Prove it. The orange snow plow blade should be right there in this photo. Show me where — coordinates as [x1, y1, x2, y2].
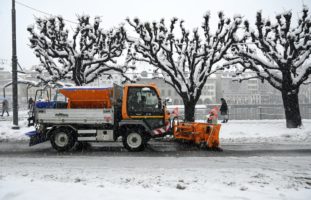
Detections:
[173, 121, 221, 149]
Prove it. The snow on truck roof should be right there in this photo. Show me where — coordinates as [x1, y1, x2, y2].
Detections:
[60, 85, 114, 91]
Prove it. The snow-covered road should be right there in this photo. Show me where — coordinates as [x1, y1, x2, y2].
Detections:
[0, 141, 311, 158]
[1, 155, 311, 200]
[1, 140, 311, 200]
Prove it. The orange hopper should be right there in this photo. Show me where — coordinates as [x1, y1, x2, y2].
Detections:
[59, 87, 113, 108]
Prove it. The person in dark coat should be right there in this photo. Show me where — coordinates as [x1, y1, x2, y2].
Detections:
[220, 98, 228, 123]
[28, 97, 34, 109]
[1, 98, 9, 117]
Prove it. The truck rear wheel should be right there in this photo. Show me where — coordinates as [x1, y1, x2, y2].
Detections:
[50, 128, 75, 152]
[123, 129, 146, 152]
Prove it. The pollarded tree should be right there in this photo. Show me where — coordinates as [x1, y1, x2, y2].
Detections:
[126, 12, 242, 121]
[28, 15, 132, 86]
[226, 6, 311, 128]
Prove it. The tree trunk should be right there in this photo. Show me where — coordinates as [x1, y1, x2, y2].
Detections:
[73, 57, 83, 86]
[183, 100, 196, 122]
[281, 90, 302, 128]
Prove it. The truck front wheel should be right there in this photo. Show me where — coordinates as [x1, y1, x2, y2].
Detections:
[123, 129, 146, 152]
[50, 128, 75, 152]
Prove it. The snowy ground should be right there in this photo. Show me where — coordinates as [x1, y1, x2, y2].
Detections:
[220, 119, 311, 144]
[1, 110, 311, 199]
[1, 156, 311, 200]
[0, 110, 33, 141]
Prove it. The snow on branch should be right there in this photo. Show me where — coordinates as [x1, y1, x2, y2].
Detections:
[3, 79, 41, 88]
[226, 6, 311, 91]
[126, 13, 242, 102]
[28, 15, 132, 86]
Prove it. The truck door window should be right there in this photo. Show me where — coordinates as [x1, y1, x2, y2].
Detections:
[144, 89, 158, 108]
[127, 87, 163, 116]
[128, 88, 140, 112]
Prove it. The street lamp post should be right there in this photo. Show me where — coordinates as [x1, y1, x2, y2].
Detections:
[11, 0, 19, 129]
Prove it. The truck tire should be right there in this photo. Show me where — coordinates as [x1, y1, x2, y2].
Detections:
[50, 128, 75, 152]
[123, 129, 146, 152]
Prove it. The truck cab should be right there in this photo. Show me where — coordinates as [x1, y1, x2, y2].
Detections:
[119, 84, 170, 151]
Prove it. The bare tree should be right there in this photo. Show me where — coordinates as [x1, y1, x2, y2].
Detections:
[28, 15, 132, 86]
[126, 12, 242, 121]
[226, 6, 311, 128]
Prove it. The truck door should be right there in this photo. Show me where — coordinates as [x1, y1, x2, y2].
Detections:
[124, 86, 164, 130]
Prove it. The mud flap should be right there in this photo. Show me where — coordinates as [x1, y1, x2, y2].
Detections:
[25, 131, 48, 146]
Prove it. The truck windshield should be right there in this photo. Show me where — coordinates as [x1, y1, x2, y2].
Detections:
[127, 87, 163, 116]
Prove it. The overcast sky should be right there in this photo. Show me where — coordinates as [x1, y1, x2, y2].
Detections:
[0, 0, 310, 70]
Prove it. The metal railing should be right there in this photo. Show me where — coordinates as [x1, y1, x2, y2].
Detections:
[168, 104, 311, 120]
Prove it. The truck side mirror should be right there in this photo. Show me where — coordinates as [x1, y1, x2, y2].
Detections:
[164, 97, 172, 104]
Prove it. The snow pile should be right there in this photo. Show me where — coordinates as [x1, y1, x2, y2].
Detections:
[220, 119, 311, 144]
[0, 110, 32, 141]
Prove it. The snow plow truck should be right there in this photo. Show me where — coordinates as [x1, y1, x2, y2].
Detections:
[27, 83, 221, 152]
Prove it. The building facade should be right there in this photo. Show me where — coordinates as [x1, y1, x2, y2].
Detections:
[136, 71, 311, 106]
[1, 66, 310, 109]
